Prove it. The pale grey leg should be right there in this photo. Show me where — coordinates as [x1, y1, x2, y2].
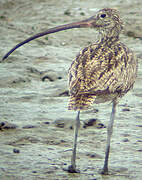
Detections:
[101, 100, 117, 175]
[68, 111, 80, 173]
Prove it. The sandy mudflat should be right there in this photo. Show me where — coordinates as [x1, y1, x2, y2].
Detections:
[0, 0, 142, 179]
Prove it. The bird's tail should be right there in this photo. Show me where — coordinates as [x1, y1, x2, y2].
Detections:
[68, 94, 95, 110]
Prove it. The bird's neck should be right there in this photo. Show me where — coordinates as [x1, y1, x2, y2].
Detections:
[98, 27, 120, 43]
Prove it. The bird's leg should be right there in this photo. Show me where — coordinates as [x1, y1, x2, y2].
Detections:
[68, 111, 80, 173]
[101, 100, 117, 175]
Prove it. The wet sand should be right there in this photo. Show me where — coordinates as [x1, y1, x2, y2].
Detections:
[0, 0, 142, 179]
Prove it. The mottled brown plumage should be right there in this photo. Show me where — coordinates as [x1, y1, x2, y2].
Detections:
[67, 8, 138, 174]
[68, 8, 137, 111]
[2, 7, 138, 175]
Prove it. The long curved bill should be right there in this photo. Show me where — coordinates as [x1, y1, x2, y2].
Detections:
[2, 16, 96, 61]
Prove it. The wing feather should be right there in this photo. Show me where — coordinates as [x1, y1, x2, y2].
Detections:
[69, 41, 137, 96]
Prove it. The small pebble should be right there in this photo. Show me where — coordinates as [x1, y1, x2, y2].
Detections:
[32, 171, 37, 173]
[0, 122, 5, 126]
[137, 140, 142, 142]
[122, 108, 130, 112]
[123, 138, 129, 142]
[126, 31, 135, 37]
[136, 125, 142, 127]
[83, 118, 97, 128]
[80, 12, 85, 16]
[69, 125, 73, 129]
[42, 75, 54, 82]
[0, 121, 18, 130]
[44, 121, 50, 125]
[13, 148, 20, 153]
[60, 139, 66, 143]
[56, 122, 65, 128]
[86, 152, 102, 159]
[58, 90, 69, 96]
[22, 125, 36, 129]
[64, 9, 71, 16]
[54, 119, 65, 128]
[97, 123, 106, 129]
[83, 118, 105, 128]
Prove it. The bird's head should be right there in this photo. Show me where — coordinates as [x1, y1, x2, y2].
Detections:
[87, 8, 123, 38]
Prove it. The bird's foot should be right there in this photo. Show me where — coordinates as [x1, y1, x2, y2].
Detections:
[99, 167, 109, 175]
[63, 165, 80, 173]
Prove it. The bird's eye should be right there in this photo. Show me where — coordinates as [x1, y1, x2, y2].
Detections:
[100, 14, 106, 18]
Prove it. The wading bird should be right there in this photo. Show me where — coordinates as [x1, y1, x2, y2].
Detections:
[2, 8, 138, 175]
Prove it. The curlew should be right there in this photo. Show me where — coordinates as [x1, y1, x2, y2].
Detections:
[2, 8, 138, 174]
